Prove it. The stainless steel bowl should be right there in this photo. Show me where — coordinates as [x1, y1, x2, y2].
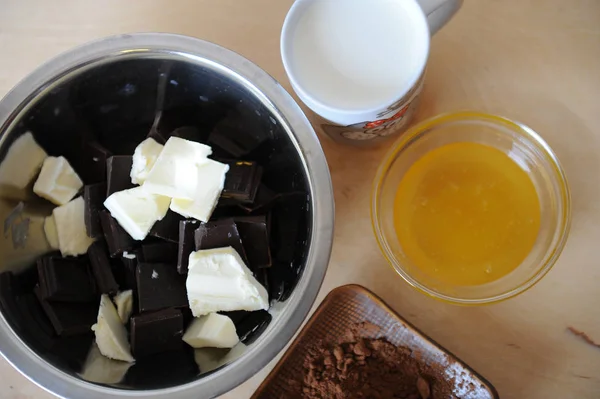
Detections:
[0, 33, 334, 398]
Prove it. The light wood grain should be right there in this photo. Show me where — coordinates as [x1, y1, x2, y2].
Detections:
[0, 1, 599, 398]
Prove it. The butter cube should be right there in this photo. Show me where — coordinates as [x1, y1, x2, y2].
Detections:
[183, 313, 239, 349]
[91, 294, 135, 362]
[0, 132, 47, 194]
[53, 197, 95, 256]
[186, 246, 269, 316]
[130, 137, 163, 185]
[33, 156, 83, 205]
[43, 215, 59, 250]
[113, 290, 133, 324]
[170, 159, 229, 222]
[143, 137, 212, 200]
[104, 186, 170, 241]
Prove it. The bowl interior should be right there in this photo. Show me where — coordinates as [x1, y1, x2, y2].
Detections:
[0, 54, 312, 389]
[373, 112, 570, 304]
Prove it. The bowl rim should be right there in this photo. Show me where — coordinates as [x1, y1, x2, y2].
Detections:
[0, 33, 335, 398]
[371, 110, 571, 305]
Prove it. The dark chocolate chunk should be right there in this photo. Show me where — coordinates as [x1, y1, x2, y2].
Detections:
[235, 215, 272, 269]
[170, 126, 202, 142]
[125, 348, 197, 388]
[14, 261, 42, 293]
[215, 197, 241, 208]
[130, 308, 183, 358]
[110, 258, 128, 291]
[221, 161, 263, 204]
[6, 269, 57, 347]
[1, 273, 57, 350]
[194, 218, 248, 263]
[81, 141, 112, 183]
[177, 219, 199, 274]
[149, 210, 185, 243]
[208, 110, 266, 157]
[19, 292, 55, 336]
[120, 256, 137, 290]
[271, 194, 308, 265]
[0, 272, 25, 333]
[136, 263, 187, 313]
[180, 307, 194, 329]
[118, 250, 142, 316]
[52, 333, 95, 371]
[15, 293, 56, 349]
[237, 183, 278, 213]
[106, 156, 135, 196]
[37, 256, 96, 302]
[141, 241, 178, 264]
[84, 183, 107, 239]
[253, 268, 270, 293]
[147, 103, 206, 145]
[246, 138, 276, 163]
[211, 202, 248, 219]
[34, 285, 98, 336]
[120, 248, 142, 291]
[98, 210, 135, 257]
[87, 241, 119, 295]
[261, 147, 309, 194]
[234, 310, 272, 345]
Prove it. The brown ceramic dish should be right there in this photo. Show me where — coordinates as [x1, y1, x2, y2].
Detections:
[252, 284, 499, 399]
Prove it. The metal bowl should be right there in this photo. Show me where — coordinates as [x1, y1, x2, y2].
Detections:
[0, 33, 334, 398]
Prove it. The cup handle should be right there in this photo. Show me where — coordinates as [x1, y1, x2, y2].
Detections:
[416, 0, 463, 35]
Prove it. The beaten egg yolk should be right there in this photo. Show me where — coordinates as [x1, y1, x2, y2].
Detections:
[394, 142, 540, 286]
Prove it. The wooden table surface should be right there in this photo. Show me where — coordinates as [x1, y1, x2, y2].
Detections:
[1, 1, 599, 398]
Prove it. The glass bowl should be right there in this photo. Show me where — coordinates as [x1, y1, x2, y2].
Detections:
[372, 111, 571, 304]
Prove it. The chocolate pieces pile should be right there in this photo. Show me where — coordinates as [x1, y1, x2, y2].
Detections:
[0, 124, 300, 378]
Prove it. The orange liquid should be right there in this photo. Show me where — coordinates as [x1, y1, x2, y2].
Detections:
[394, 142, 541, 286]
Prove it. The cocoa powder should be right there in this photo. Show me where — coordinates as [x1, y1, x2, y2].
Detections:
[291, 323, 457, 399]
